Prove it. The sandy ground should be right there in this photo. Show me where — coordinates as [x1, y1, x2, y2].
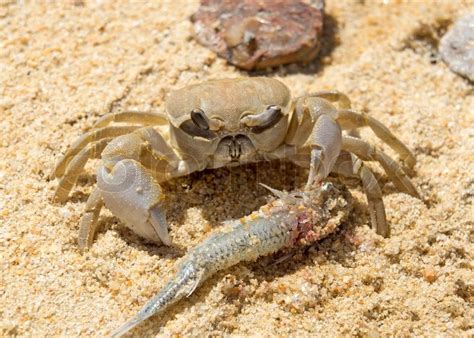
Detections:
[1, 0, 473, 336]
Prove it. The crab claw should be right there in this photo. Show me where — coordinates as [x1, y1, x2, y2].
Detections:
[97, 159, 171, 245]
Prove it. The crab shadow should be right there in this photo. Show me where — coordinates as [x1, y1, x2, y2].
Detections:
[165, 161, 308, 226]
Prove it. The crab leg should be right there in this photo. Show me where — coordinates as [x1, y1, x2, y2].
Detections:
[342, 136, 419, 198]
[99, 127, 193, 184]
[333, 151, 388, 237]
[93, 111, 168, 128]
[111, 183, 351, 337]
[336, 109, 416, 168]
[77, 188, 104, 250]
[52, 125, 140, 179]
[53, 138, 112, 203]
[307, 90, 352, 109]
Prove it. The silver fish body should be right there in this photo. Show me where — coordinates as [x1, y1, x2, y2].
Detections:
[112, 182, 351, 337]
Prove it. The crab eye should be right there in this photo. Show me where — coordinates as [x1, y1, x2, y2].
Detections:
[241, 105, 283, 133]
[190, 108, 210, 130]
[180, 109, 216, 139]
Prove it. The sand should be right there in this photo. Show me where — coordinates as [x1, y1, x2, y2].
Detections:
[0, 0, 473, 336]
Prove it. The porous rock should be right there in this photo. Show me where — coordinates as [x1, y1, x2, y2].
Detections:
[191, 0, 325, 70]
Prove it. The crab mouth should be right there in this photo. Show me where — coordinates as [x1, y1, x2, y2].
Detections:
[217, 134, 256, 162]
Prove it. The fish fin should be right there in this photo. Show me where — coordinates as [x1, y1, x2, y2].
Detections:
[259, 183, 287, 199]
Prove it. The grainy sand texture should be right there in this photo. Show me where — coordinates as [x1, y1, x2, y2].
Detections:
[1, 0, 473, 336]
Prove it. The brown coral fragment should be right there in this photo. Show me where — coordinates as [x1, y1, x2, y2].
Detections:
[191, 0, 324, 70]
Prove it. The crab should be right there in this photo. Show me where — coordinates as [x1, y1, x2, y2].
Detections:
[51, 77, 419, 249]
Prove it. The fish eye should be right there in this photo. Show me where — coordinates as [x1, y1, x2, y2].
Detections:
[179, 108, 216, 139]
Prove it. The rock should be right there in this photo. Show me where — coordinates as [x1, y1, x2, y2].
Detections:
[439, 14, 474, 82]
[191, 0, 324, 70]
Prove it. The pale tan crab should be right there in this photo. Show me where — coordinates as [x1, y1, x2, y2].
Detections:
[51, 77, 419, 249]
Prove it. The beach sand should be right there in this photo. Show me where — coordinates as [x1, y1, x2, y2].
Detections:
[0, 0, 473, 336]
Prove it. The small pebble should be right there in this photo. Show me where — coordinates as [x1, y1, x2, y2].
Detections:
[423, 267, 437, 283]
[439, 14, 474, 81]
[59, 207, 71, 218]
